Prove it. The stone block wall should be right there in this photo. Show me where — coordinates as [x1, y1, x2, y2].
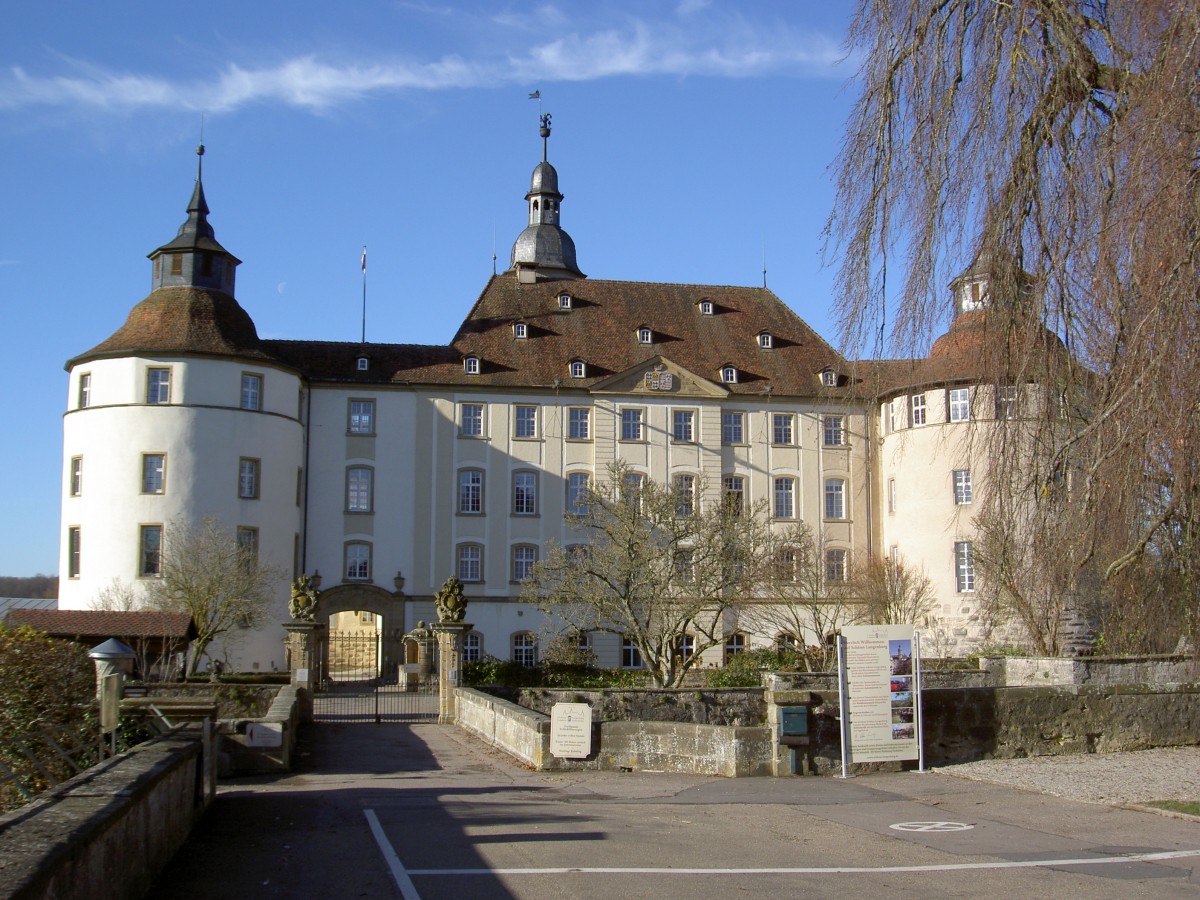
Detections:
[0, 730, 210, 900]
[515, 688, 766, 726]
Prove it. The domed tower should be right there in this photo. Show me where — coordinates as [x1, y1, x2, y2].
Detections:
[509, 114, 585, 283]
[59, 148, 303, 672]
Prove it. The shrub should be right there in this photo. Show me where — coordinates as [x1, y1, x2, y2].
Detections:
[705, 648, 802, 688]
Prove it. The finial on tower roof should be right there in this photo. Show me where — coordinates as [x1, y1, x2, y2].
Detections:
[540, 112, 551, 162]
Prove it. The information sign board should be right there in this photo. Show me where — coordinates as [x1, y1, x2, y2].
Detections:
[840, 624, 920, 764]
[550, 702, 593, 759]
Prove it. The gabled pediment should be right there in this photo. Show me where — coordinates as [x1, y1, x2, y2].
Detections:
[589, 355, 728, 398]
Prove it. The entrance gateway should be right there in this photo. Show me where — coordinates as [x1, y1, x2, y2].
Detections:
[307, 583, 439, 724]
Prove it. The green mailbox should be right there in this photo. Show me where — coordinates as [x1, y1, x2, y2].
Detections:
[779, 706, 809, 747]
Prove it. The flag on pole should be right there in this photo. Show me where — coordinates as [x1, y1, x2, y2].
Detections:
[361, 246, 367, 273]
[528, 90, 540, 99]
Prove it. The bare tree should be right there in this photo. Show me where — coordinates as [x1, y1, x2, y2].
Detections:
[741, 522, 852, 671]
[828, 1, 1200, 649]
[847, 555, 936, 629]
[146, 518, 281, 674]
[525, 462, 773, 688]
[89, 577, 145, 611]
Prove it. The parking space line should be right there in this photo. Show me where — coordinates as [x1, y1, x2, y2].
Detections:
[406, 848, 1200, 876]
[364, 809, 422, 900]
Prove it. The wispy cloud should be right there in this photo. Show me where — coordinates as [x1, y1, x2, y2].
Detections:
[0, 16, 844, 117]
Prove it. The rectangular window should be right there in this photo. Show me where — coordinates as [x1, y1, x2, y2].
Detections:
[512, 545, 537, 582]
[348, 400, 375, 434]
[142, 454, 165, 494]
[241, 373, 262, 411]
[672, 409, 694, 442]
[296, 467, 303, 506]
[347, 466, 372, 512]
[170, 253, 183, 276]
[621, 637, 643, 670]
[70, 457, 83, 497]
[824, 478, 845, 520]
[673, 474, 696, 517]
[567, 472, 590, 516]
[568, 407, 590, 440]
[774, 477, 795, 518]
[773, 413, 794, 445]
[514, 405, 538, 439]
[823, 415, 845, 446]
[721, 411, 744, 444]
[78, 373, 91, 409]
[458, 469, 484, 514]
[513, 471, 537, 515]
[949, 387, 971, 423]
[238, 458, 259, 499]
[460, 403, 484, 437]
[346, 543, 371, 580]
[236, 527, 259, 565]
[996, 384, 1018, 420]
[723, 475, 745, 516]
[824, 549, 847, 584]
[457, 544, 482, 582]
[620, 407, 643, 441]
[888, 477, 897, 514]
[146, 368, 171, 405]
[139, 525, 162, 577]
[910, 393, 927, 426]
[953, 469, 973, 505]
[883, 400, 894, 434]
[67, 527, 81, 578]
[955, 541, 976, 592]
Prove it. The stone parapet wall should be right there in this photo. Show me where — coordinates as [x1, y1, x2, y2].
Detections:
[455, 688, 771, 776]
[515, 688, 766, 726]
[994, 655, 1199, 687]
[0, 729, 211, 900]
[217, 684, 304, 776]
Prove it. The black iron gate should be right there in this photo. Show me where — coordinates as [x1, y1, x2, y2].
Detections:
[313, 632, 438, 723]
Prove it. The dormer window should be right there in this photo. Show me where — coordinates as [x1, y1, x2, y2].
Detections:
[356, 356, 369, 372]
[570, 360, 586, 379]
[821, 369, 837, 387]
[637, 327, 653, 344]
[758, 332, 773, 350]
[514, 322, 528, 340]
[559, 293, 573, 310]
[699, 300, 714, 316]
[464, 356, 480, 375]
[959, 278, 988, 312]
[721, 365, 738, 384]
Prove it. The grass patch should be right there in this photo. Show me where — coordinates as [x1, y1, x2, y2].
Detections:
[1146, 800, 1200, 816]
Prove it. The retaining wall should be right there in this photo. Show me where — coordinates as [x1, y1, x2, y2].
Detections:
[0, 729, 213, 900]
[455, 688, 771, 776]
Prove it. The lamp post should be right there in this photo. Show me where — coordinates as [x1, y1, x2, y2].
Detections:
[88, 639, 136, 757]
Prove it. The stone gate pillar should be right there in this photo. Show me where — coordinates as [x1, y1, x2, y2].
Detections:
[432, 622, 472, 725]
[284, 621, 326, 722]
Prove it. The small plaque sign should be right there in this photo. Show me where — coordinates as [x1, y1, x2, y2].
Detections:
[550, 702, 593, 759]
[644, 368, 674, 391]
[246, 722, 283, 748]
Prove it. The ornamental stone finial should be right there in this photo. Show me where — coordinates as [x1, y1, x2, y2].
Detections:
[434, 576, 468, 623]
[289, 574, 320, 621]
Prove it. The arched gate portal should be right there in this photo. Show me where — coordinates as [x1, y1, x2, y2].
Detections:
[311, 583, 437, 723]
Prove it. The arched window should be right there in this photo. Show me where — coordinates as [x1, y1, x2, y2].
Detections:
[724, 633, 746, 663]
[758, 332, 773, 350]
[721, 365, 738, 384]
[638, 327, 653, 344]
[513, 322, 528, 339]
[464, 356, 480, 375]
[463, 631, 483, 663]
[512, 632, 538, 667]
[570, 360, 586, 378]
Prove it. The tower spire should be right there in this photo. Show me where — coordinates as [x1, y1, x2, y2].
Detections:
[508, 113, 584, 283]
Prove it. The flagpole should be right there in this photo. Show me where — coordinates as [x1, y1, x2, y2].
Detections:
[360, 245, 367, 344]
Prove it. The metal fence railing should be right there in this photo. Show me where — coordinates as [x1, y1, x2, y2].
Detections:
[0, 725, 100, 812]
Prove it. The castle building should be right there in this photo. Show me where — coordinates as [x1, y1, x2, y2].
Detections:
[59, 123, 1018, 672]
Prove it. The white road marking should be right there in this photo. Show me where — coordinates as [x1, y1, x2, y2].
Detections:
[364, 809, 422, 900]
[406, 848, 1200, 876]
[890, 821, 975, 832]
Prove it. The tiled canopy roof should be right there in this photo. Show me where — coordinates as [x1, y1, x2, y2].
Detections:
[67, 286, 271, 369]
[3, 609, 198, 639]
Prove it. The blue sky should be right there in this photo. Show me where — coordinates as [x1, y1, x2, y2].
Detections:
[0, 1, 859, 578]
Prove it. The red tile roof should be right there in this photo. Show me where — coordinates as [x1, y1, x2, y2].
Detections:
[3, 610, 197, 639]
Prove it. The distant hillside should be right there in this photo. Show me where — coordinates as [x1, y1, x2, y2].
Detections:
[0, 575, 58, 599]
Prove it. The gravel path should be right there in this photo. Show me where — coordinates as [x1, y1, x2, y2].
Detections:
[938, 746, 1200, 806]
